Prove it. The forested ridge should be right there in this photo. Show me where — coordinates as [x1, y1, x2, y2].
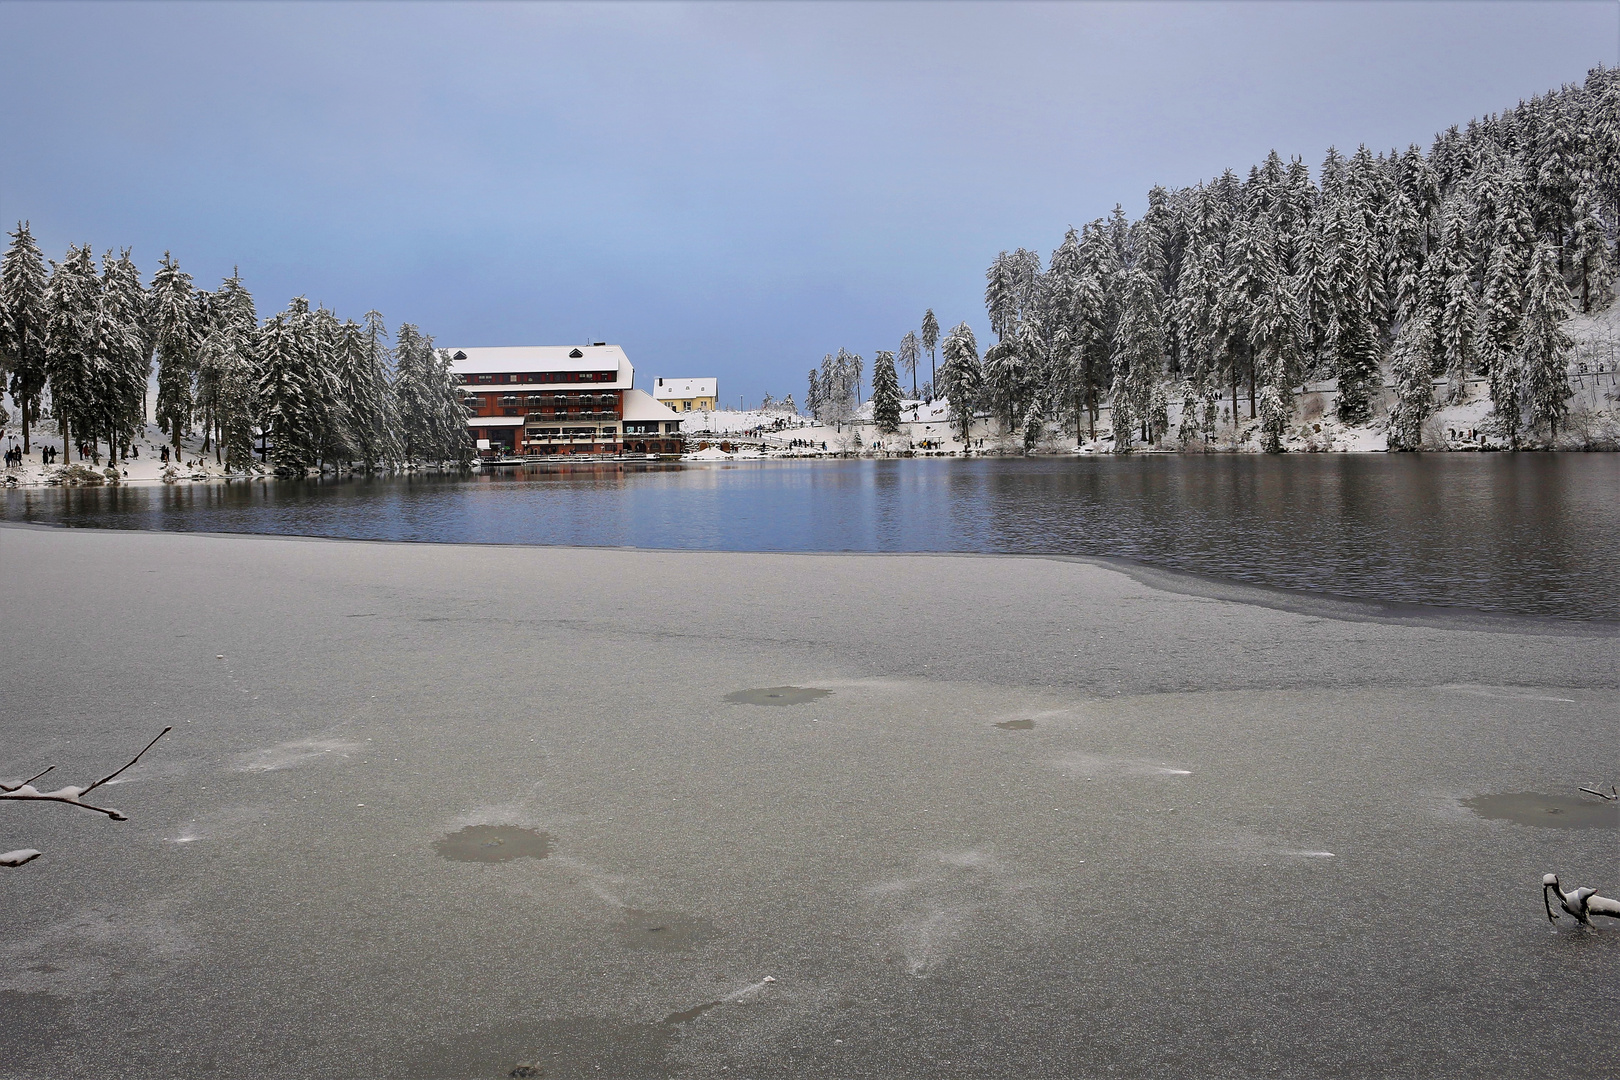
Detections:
[864, 65, 1618, 451]
[0, 234, 471, 474]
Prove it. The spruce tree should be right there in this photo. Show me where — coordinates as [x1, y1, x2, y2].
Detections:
[1431, 199, 1477, 403]
[938, 322, 980, 445]
[198, 269, 259, 470]
[257, 300, 316, 472]
[1, 222, 50, 452]
[1520, 241, 1574, 443]
[985, 253, 1017, 342]
[1109, 267, 1166, 451]
[44, 245, 101, 462]
[151, 252, 196, 457]
[97, 250, 149, 462]
[1387, 308, 1437, 450]
[1570, 197, 1614, 312]
[870, 350, 902, 434]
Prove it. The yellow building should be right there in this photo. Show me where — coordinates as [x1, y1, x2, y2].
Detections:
[653, 377, 718, 413]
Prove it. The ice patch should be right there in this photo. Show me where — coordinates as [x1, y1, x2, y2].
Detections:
[1055, 753, 1193, 778]
[1440, 684, 1576, 704]
[232, 738, 364, 772]
[866, 850, 1038, 977]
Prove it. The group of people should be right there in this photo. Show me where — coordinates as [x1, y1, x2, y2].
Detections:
[5, 444, 62, 466]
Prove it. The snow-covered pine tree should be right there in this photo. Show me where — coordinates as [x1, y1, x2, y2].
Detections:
[1109, 266, 1166, 451]
[1569, 196, 1614, 312]
[308, 306, 358, 467]
[920, 309, 940, 395]
[257, 299, 316, 472]
[1520, 241, 1575, 443]
[1480, 167, 1536, 436]
[430, 344, 473, 465]
[97, 250, 150, 462]
[1431, 198, 1478, 403]
[938, 322, 980, 445]
[806, 369, 820, 419]
[393, 322, 436, 464]
[898, 330, 920, 398]
[1, 222, 50, 452]
[198, 269, 259, 470]
[44, 244, 101, 461]
[981, 338, 1025, 433]
[1387, 307, 1437, 450]
[150, 252, 196, 457]
[985, 253, 1018, 342]
[870, 350, 902, 434]
[349, 311, 401, 468]
[1247, 257, 1304, 452]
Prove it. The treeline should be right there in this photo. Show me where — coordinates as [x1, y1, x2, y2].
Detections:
[0, 230, 470, 473]
[853, 65, 1618, 451]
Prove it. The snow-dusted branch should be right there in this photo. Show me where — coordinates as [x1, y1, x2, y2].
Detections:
[1, 727, 171, 865]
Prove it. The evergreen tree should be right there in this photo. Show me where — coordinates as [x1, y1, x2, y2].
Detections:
[150, 252, 196, 456]
[985, 253, 1017, 341]
[898, 330, 920, 398]
[1387, 308, 1437, 450]
[198, 269, 260, 470]
[257, 299, 319, 472]
[1, 222, 50, 452]
[938, 322, 980, 444]
[97, 250, 149, 462]
[981, 338, 1025, 432]
[393, 322, 437, 464]
[44, 245, 100, 461]
[1108, 267, 1165, 451]
[920, 309, 940, 394]
[870, 350, 902, 434]
[1521, 241, 1575, 442]
[1569, 197, 1614, 312]
[348, 311, 401, 468]
[1431, 199, 1477, 403]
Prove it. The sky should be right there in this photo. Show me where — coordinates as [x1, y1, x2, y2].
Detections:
[2, 1, 1616, 406]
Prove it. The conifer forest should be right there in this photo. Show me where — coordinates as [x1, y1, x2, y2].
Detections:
[843, 65, 1619, 452]
[0, 232, 472, 474]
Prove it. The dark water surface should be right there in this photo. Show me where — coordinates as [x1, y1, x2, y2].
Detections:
[6, 454, 1617, 619]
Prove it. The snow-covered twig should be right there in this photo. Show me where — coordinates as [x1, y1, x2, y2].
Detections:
[1578, 784, 1617, 801]
[1, 728, 172, 860]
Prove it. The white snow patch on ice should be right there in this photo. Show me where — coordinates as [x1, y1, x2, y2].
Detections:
[1440, 683, 1576, 703]
[1055, 753, 1193, 778]
[232, 738, 364, 772]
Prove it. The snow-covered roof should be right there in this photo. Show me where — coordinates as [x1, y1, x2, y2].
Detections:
[465, 416, 524, 427]
[620, 388, 681, 422]
[652, 377, 717, 400]
[446, 345, 633, 388]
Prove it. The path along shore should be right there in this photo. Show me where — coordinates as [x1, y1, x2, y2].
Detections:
[1, 525, 1616, 1078]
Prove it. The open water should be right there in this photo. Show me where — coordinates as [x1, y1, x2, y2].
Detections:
[5, 454, 1617, 620]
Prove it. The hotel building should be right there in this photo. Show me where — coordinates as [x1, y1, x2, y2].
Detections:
[449, 344, 684, 458]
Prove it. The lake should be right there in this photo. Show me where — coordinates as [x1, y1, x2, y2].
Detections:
[5, 454, 1617, 620]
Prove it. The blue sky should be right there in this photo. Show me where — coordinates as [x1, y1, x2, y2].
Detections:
[2, 1, 1615, 405]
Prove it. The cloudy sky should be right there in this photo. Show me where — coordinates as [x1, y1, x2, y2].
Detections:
[3, 1, 1615, 405]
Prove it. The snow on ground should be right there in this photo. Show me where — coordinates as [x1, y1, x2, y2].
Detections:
[1, 419, 264, 487]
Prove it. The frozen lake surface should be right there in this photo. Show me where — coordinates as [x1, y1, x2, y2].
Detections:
[6, 454, 1618, 619]
[1, 528, 1615, 1079]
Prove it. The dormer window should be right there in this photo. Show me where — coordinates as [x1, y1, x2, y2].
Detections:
[568, 348, 584, 359]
